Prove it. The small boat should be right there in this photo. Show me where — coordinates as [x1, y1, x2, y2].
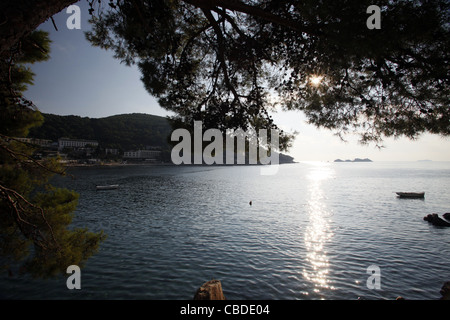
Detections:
[96, 184, 119, 191]
[396, 192, 425, 199]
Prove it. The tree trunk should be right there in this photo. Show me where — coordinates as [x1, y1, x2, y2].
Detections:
[0, 0, 78, 55]
[193, 280, 226, 300]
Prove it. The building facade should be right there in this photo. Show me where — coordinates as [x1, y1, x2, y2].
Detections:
[58, 138, 99, 150]
[123, 149, 161, 160]
[15, 137, 54, 147]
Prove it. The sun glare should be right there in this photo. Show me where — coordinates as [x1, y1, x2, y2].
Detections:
[309, 75, 323, 87]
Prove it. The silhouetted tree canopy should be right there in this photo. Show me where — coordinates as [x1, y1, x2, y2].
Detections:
[85, 0, 449, 147]
[0, 0, 78, 55]
[1, 0, 448, 148]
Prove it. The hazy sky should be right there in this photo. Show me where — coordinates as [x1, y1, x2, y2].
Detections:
[25, 1, 450, 162]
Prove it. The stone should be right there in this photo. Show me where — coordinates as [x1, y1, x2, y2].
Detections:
[423, 214, 450, 227]
[440, 281, 450, 300]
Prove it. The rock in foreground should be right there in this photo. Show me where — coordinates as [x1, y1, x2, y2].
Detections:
[423, 214, 450, 227]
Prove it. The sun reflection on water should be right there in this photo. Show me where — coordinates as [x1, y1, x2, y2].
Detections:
[303, 163, 335, 297]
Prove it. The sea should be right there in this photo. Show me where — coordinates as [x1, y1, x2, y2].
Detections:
[1, 161, 449, 300]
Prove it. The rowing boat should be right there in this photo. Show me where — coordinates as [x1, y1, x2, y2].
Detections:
[96, 184, 119, 191]
[396, 192, 425, 198]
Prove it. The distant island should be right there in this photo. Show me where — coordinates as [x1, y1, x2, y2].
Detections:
[334, 158, 373, 162]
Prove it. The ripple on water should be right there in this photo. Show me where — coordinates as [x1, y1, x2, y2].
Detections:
[1, 163, 450, 299]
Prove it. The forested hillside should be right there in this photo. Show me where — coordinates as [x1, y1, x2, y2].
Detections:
[29, 113, 173, 150]
[29, 112, 295, 163]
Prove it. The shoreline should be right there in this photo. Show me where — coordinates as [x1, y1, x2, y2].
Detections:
[63, 162, 171, 167]
[61, 157, 298, 168]
[63, 161, 298, 168]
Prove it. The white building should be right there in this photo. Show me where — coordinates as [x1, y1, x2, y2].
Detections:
[58, 138, 99, 150]
[123, 149, 161, 160]
[15, 137, 53, 147]
[105, 148, 119, 155]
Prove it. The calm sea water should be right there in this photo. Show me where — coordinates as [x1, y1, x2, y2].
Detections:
[1, 161, 449, 300]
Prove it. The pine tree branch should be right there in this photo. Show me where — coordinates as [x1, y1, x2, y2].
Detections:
[0, 133, 70, 178]
[201, 8, 240, 104]
[183, 0, 320, 36]
[0, 183, 59, 252]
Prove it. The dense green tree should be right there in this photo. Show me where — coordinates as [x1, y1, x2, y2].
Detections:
[85, 0, 449, 147]
[0, 30, 105, 278]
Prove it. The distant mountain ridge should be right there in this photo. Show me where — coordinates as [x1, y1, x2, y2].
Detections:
[29, 113, 173, 150]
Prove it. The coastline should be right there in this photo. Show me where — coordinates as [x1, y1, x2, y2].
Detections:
[62, 161, 297, 168]
[62, 161, 173, 168]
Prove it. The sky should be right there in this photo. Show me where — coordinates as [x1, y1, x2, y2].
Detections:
[24, 1, 450, 162]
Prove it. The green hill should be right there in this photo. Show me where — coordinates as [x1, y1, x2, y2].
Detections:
[29, 113, 173, 150]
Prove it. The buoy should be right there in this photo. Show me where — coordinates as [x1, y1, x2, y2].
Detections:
[249, 201, 252, 206]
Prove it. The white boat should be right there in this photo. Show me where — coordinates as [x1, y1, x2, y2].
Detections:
[396, 192, 425, 198]
[96, 184, 119, 191]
